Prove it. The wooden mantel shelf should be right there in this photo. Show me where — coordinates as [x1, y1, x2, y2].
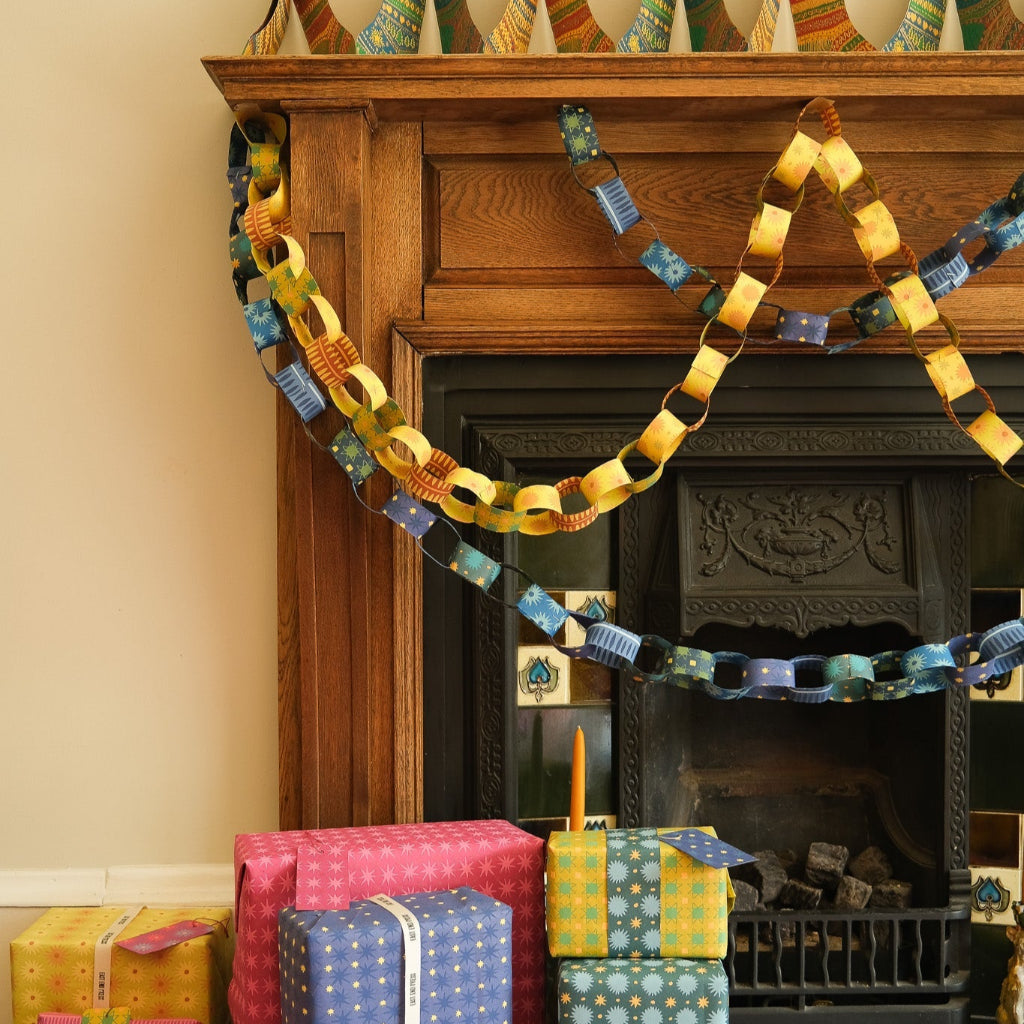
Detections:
[204, 52, 1024, 120]
[202, 52, 1024, 831]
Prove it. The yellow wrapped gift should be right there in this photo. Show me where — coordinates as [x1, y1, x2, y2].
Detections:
[10, 906, 233, 1024]
[546, 826, 735, 959]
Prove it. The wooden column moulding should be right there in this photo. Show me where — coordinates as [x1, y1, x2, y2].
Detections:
[202, 53, 1024, 830]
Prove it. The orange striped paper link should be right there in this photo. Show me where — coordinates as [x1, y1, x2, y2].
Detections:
[852, 199, 901, 263]
[717, 272, 767, 333]
[924, 345, 976, 403]
[888, 274, 940, 335]
[548, 476, 601, 533]
[580, 456, 635, 513]
[814, 136, 864, 195]
[306, 332, 362, 391]
[967, 410, 1024, 466]
[773, 131, 821, 192]
[406, 447, 459, 503]
[680, 345, 730, 404]
[747, 203, 792, 259]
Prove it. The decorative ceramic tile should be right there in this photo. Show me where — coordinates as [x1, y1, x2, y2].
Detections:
[562, 590, 616, 647]
[517, 646, 570, 706]
[970, 867, 1022, 925]
[970, 811, 1023, 925]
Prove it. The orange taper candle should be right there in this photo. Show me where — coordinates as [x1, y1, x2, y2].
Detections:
[569, 726, 586, 831]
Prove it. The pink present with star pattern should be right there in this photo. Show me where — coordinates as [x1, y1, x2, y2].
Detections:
[229, 819, 545, 1024]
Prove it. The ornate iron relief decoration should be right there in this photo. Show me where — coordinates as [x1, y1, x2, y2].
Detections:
[697, 487, 900, 581]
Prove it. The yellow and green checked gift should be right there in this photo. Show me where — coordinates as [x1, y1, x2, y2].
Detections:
[546, 828, 736, 960]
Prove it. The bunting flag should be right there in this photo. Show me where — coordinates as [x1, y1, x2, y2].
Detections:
[956, 0, 1024, 49]
[547, 0, 676, 52]
[241, 0, 290, 54]
[433, 0, 538, 52]
[682, 0, 780, 51]
[792, 0, 945, 51]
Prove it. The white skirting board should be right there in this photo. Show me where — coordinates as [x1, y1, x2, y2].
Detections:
[0, 864, 234, 908]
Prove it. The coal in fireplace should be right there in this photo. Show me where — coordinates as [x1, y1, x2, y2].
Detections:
[419, 349, 1024, 1021]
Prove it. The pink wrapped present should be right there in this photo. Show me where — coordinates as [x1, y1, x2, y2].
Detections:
[230, 819, 545, 1024]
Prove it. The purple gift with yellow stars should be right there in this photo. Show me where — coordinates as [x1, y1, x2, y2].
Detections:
[556, 958, 729, 1024]
[278, 887, 512, 1024]
[547, 827, 744, 960]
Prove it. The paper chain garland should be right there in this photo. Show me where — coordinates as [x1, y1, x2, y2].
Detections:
[231, 96, 1024, 547]
[559, 102, 1024, 486]
[241, 0, 1024, 55]
[226, 102, 1024, 704]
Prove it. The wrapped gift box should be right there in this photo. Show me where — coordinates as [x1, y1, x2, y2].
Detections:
[546, 827, 735, 959]
[556, 957, 729, 1024]
[279, 887, 512, 1024]
[10, 906, 232, 1024]
[40, 1015, 200, 1024]
[231, 819, 545, 1024]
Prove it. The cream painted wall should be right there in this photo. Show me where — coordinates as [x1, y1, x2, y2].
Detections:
[1, 0, 1019, 1023]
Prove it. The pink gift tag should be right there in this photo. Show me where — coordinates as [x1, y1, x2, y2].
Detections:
[116, 919, 214, 954]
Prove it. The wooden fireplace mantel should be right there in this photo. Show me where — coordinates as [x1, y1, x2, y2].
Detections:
[202, 53, 1024, 830]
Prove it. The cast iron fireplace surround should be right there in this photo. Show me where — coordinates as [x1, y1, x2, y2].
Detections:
[418, 349, 1024, 1020]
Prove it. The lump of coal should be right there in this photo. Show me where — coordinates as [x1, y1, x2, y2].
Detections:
[730, 878, 761, 913]
[833, 874, 873, 912]
[778, 878, 823, 910]
[733, 850, 789, 904]
[869, 879, 913, 909]
[805, 842, 849, 892]
[848, 845, 894, 886]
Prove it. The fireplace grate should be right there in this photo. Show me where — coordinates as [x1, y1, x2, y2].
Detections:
[726, 907, 970, 1017]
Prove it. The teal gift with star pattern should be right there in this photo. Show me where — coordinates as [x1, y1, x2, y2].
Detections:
[556, 957, 729, 1024]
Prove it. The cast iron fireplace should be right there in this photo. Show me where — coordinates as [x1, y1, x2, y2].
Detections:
[418, 349, 1024, 1021]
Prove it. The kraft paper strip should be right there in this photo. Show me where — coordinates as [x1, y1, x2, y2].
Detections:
[367, 895, 421, 1024]
[93, 906, 144, 1008]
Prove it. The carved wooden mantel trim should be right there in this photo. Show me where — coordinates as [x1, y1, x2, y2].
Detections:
[202, 53, 1024, 830]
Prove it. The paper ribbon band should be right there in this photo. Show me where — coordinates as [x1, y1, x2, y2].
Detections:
[93, 907, 144, 1008]
[604, 828, 664, 956]
[367, 895, 421, 1024]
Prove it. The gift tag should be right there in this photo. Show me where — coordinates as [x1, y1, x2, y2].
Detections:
[116, 920, 214, 954]
[659, 828, 756, 868]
